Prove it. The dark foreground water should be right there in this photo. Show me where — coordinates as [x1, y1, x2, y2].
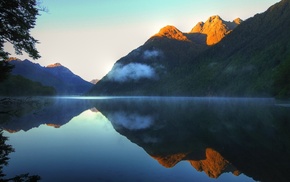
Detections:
[0, 97, 290, 182]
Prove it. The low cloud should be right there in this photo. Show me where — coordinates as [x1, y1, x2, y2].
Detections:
[108, 112, 154, 130]
[143, 50, 161, 59]
[107, 63, 157, 82]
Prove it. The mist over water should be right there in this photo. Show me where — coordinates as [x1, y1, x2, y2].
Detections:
[1, 96, 289, 182]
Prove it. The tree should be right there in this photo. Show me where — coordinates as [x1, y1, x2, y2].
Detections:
[0, 130, 14, 178]
[0, 61, 14, 82]
[0, 130, 41, 181]
[0, 0, 42, 81]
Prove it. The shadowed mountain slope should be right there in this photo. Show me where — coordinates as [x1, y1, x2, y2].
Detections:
[172, 0, 290, 97]
[9, 59, 93, 95]
[88, 15, 240, 96]
[90, 0, 290, 97]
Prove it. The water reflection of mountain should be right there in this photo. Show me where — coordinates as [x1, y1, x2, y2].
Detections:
[0, 98, 94, 132]
[94, 98, 290, 182]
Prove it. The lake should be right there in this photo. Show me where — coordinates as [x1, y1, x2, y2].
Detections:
[0, 97, 290, 182]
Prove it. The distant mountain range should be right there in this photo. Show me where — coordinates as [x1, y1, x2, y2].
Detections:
[88, 0, 290, 98]
[8, 59, 93, 95]
[0, 98, 95, 133]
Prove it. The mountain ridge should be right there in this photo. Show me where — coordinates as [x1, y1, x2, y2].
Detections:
[88, 15, 241, 96]
[150, 25, 190, 42]
[89, 0, 290, 98]
[46, 63, 62, 68]
[9, 59, 93, 95]
[190, 15, 242, 45]
[149, 16, 241, 45]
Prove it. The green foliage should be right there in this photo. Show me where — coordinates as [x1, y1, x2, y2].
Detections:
[0, 75, 56, 96]
[0, 0, 42, 82]
[0, 61, 14, 82]
[0, 130, 14, 178]
[273, 56, 290, 98]
[0, 0, 41, 59]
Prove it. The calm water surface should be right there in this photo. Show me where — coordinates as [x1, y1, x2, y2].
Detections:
[1, 97, 290, 182]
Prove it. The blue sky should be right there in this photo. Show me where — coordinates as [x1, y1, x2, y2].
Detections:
[6, 0, 280, 81]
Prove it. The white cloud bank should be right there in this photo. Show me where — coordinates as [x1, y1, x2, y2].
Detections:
[143, 50, 161, 59]
[107, 63, 157, 82]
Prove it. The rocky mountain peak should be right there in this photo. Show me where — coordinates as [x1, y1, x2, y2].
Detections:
[47, 63, 63, 68]
[191, 21, 204, 32]
[233, 18, 243, 25]
[189, 148, 240, 178]
[151, 25, 190, 41]
[207, 15, 222, 23]
[190, 15, 241, 45]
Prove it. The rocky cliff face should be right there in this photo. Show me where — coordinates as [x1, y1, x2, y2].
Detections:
[149, 16, 241, 45]
[189, 148, 240, 178]
[150, 25, 190, 42]
[190, 15, 242, 45]
[151, 148, 240, 178]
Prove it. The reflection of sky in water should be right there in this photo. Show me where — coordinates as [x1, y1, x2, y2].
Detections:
[3, 109, 254, 182]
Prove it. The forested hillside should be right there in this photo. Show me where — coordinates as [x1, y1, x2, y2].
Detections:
[89, 0, 290, 98]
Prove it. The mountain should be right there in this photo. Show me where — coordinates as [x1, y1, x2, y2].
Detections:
[151, 25, 190, 42]
[89, 0, 290, 98]
[88, 15, 240, 96]
[9, 59, 93, 95]
[173, 0, 290, 97]
[149, 15, 240, 45]
[0, 98, 95, 132]
[190, 15, 242, 45]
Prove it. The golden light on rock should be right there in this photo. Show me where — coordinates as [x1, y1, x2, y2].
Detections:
[46, 123, 61, 128]
[151, 153, 188, 168]
[150, 148, 240, 178]
[190, 15, 241, 45]
[151, 25, 190, 42]
[189, 148, 240, 178]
